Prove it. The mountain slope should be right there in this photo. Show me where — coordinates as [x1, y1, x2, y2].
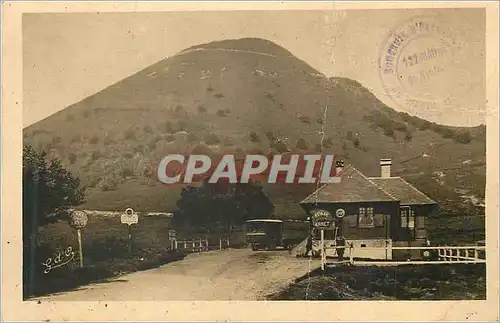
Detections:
[24, 38, 486, 217]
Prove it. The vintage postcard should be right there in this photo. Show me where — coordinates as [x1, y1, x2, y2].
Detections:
[1, 1, 499, 322]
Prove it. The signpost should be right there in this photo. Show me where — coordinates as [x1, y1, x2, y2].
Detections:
[121, 208, 139, 253]
[310, 209, 333, 270]
[68, 210, 88, 268]
[168, 229, 177, 250]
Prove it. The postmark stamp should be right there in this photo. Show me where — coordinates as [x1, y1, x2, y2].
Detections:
[378, 15, 464, 113]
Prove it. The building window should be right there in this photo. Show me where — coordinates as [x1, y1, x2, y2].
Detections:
[401, 208, 415, 229]
[358, 207, 375, 228]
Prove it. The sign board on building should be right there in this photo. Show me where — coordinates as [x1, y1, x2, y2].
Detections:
[121, 208, 138, 226]
[335, 208, 346, 219]
[310, 209, 333, 229]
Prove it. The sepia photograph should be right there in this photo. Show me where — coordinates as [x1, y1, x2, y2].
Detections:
[1, 1, 499, 322]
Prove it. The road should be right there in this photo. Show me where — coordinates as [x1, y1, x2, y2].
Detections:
[36, 249, 320, 301]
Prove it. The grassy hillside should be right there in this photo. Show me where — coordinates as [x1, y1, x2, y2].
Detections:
[23, 38, 485, 218]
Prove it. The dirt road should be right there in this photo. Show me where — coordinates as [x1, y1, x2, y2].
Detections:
[36, 249, 320, 301]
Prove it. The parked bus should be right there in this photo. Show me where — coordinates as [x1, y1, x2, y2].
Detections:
[245, 219, 284, 251]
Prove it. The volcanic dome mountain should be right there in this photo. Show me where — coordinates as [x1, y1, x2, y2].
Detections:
[24, 38, 486, 216]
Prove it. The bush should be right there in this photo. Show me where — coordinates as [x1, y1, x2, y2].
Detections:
[204, 133, 220, 145]
[272, 140, 289, 153]
[404, 132, 413, 142]
[68, 153, 77, 165]
[299, 115, 311, 124]
[163, 121, 175, 134]
[249, 132, 260, 143]
[124, 129, 136, 140]
[166, 134, 175, 143]
[121, 167, 134, 178]
[143, 125, 153, 133]
[99, 177, 118, 191]
[454, 131, 471, 144]
[384, 128, 395, 137]
[266, 131, 276, 141]
[89, 135, 99, 145]
[217, 109, 228, 117]
[323, 137, 333, 148]
[214, 93, 224, 99]
[197, 105, 207, 113]
[206, 86, 214, 92]
[187, 133, 198, 143]
[178, 120, 188, 132]
[91, 150, 101, 160]
[296, 138, 309, 150]
[353, 138, 360, 147]
[316, 117, 324, 125]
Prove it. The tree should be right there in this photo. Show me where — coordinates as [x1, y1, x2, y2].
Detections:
[174, 181, 274, 234]
[23, 145, 85, 298]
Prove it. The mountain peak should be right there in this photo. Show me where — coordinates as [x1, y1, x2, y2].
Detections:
[181, 38, 294, 57]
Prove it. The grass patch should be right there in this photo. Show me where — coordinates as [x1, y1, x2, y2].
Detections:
[268, 263, 486, 300]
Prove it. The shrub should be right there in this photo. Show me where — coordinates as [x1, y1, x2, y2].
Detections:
[68, 153, 77, 165]
[323, 137, 333, 148]
[217, 109, 228, 117]
[214, 93, 225, 99]
[266, 131, 276, 141]
[89, 135, 99, 145]
[299, 115, 311, 124]
[404, 132, 413, 141]
[166, 134, 175, 142]
[272, 140, 289, 153]
[454, 131, 471, 144]
[163, 121, 175, 134]
[175, 105, 185, 113]
[124, 129, 136, 140]
[178, 120, 188, 132]
[296, 138, 308, 150]
[353, 138, 360, 147]
[197, 105, 207, 113]
[123, 152, 134, 159]
[121, 167, 134, 178]
[204, 133, 220, 145]
[384, 128, 395, 137]
[441, 128, 455, 139]
[249, 132, 260, 143]
[143, 125, 153, 133]
[90, 150, 101, 160]
[187, 133, 198, 143]
[206, 86, 214, 92]
[99, 177, 118, 191]
[316, 117, 324, 125]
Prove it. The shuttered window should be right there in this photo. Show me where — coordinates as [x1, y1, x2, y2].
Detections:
[358, 207, 375, 228]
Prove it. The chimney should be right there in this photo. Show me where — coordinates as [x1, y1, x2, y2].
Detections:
[380, 159, 392, 178]
[335, 160, 344, 175]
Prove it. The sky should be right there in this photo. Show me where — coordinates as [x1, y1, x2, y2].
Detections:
[23, 8, 486, 127]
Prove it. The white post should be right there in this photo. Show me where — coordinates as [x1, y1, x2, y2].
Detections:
[77, 229, 84, 268]
[320, 229, 325, 271]
[474, 248, 479, 262]
[219, 238, 222, 250]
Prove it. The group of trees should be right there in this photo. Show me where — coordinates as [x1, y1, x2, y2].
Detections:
[173, 181, 274, 233]
[23, 145, 85, 298]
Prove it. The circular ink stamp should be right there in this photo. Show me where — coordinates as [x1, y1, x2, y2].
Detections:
[378, 15, 465, 113]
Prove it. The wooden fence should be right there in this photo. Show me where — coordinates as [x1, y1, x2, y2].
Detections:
[171, 237, 230, 252]
[321, 244, 486, 268]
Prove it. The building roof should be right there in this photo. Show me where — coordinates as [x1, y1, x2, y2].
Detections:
[300, 165, 398, 204]
[246, 219, 284, 223]
[369, 177, 437, 206]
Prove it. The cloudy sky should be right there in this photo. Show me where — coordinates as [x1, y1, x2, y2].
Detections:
[23, 8, 485, 127]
